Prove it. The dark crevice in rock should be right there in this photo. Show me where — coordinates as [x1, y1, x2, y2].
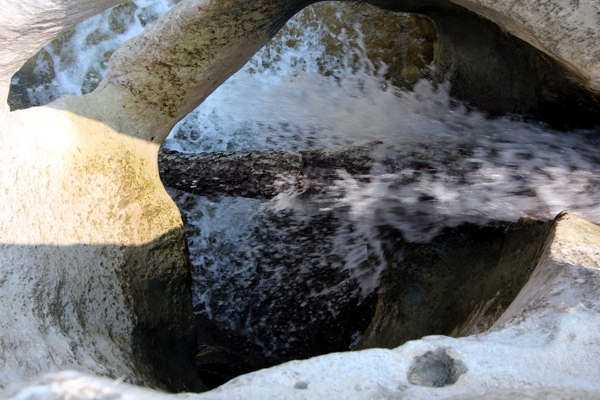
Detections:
[194, 314, 269, 389]
[193, 296, 379, 390]
[185, 215, 551, 389]
[191, 288, 378, 390]
[119, 230, 207, 393]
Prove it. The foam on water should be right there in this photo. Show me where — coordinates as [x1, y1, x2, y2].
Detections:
[263, 81, 600, 242]
[10, 0, 600, 363]
[169, 189, 375, 361]
[163, 6, 600, 358]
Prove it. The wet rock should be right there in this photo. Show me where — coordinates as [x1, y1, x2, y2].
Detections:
[357, 217, 552, 349]
[8, 211, 597, 399]
[108, 1, 138, 34]
[194, 314, 268, 389]
[2, 0, 600, 396]
[408, 348, 467, 387]
[407, 347, 467, 387]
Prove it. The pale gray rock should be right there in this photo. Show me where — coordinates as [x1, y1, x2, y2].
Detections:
[0, 0, 123, 118]
[1, 0, 600, 396]
[0, 0, 313, 391]
[459, 388, 600, 400]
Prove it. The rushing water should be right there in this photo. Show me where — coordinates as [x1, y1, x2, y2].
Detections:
[9, 0, 600, 364]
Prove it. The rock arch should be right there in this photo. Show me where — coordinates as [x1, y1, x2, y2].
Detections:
[1, 0, 599, 393]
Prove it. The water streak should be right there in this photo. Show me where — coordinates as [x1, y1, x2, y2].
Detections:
[9, 0, 600, 363]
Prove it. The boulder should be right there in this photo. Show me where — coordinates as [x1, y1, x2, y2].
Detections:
[0, 104, 201, 391]
[449, 0, 600, 93]
[0, 0, 312, 391]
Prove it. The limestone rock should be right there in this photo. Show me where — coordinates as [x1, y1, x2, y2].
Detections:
[0, 105, 202, 391]
[0, 0, 311, 391]
[1, 0, 600, 396]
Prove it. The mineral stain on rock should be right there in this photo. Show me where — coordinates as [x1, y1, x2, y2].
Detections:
[294, 381, 309, 389]
[407, 347, 467, 387]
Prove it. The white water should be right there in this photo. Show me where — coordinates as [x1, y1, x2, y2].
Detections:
[11, 0, 600, 362]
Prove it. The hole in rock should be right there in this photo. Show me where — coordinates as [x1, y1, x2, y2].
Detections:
[158, 1, 600, 389]
[407, 347, 468, 387]
[160, 2, 444, 389]
[8, 0, 600, 393]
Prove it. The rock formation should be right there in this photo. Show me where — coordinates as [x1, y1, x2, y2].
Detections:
[367, 0, 600, 127]
[0, 0, 315, 391]
[5, 212, 600, 399]
[1, 0, 600, 397]
[158, 145, 379, 199]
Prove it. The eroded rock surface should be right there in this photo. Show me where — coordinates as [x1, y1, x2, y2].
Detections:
[1, 0, 600, 395]
[0, 0, 312, 391]
[0, 106, 201, 391]
[0, 0, 124, 119]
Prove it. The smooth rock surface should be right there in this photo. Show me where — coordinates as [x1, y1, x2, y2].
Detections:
[2, 0, 600, 395]
[0, 0, 310, 391]
[0, 105, 201, 391]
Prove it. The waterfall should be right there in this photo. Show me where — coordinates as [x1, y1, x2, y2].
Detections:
[9, 0, 600, 367]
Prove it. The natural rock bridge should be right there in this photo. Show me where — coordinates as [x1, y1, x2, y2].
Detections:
[1, 0, 600, 398]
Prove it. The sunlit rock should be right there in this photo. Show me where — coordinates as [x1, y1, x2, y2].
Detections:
[0, 104, 201, 390]
[4, 212, 600, 398]
[1, 0, 600, 396]
[0, 0, 316, 391]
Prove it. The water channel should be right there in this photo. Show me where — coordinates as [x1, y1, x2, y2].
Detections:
[8, 0, 600, 387]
